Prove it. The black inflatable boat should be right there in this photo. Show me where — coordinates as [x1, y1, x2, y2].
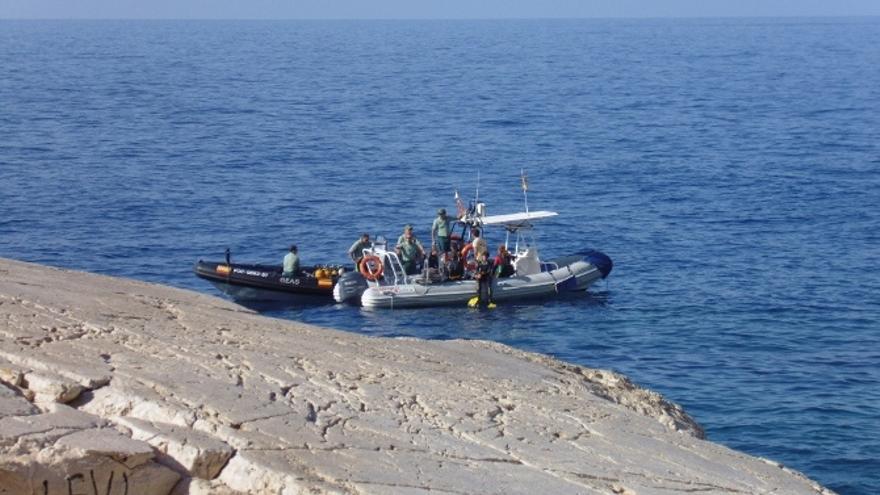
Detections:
[194, 259, 346, 302]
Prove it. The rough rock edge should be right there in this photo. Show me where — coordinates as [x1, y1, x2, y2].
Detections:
[0, 258, 835, 495]
[438, 338, 706, 438]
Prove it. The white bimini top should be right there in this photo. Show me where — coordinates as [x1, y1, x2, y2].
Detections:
[478, 211, 558, 229]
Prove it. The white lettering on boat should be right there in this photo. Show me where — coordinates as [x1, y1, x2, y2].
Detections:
[233, 268, 269, 278]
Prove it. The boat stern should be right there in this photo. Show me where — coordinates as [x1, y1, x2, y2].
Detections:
[333, 271, 368, 304]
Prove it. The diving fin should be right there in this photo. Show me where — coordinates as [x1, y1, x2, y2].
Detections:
[468, 296, 497, 309]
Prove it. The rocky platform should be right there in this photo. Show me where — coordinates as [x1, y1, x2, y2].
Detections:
[0, 258, 831, 494]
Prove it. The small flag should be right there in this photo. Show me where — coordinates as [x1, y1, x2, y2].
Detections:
[455, 189, 466, 218]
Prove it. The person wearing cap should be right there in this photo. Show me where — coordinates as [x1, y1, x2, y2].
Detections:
[348, 233, 371, 267]
[396, 225, 425, 275]
[431, 208, 451, 253]
[282, 245, 300, 278]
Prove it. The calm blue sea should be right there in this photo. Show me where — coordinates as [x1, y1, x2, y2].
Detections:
[1, 18, 879, 494]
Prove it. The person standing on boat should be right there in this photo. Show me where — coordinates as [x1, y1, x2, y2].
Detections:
[396, 224, 425, 275]
[282, 245, 300, 278]
[471, 227, 488, 259]
[348, 233, 371, 268]
[432, 208, 451, 253]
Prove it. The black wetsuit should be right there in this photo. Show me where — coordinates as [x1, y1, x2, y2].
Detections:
[475, 258, 494, 305]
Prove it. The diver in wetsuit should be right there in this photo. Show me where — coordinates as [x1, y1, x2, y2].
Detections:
[474, 252, 495, 307]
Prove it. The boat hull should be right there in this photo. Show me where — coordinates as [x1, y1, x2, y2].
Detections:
[359, 254, 607, 309]
[194, 260, 339, 303]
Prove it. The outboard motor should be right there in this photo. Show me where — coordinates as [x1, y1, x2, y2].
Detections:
[581, 249, 613, 279]
[333, 270, 368, 304]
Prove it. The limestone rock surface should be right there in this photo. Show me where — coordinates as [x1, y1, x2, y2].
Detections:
[0, 258, 833, 494]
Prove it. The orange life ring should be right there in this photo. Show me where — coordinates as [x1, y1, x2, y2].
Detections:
[359, 255, 384, 281]
[460, 242, 473, 258]
[460, 243, 477, 271]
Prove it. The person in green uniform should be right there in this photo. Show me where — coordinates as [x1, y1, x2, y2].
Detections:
[396, 225, 425, 275]
[282, 245, 300, 278]
[432, 208, 451, 253]
[348, 233, 371, 267]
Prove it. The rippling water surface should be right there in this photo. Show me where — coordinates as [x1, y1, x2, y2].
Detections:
[2, 18, 879, 494]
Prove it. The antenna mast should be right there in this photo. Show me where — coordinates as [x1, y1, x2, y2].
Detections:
[475, 171, 480, 204]
[521, 168, 529, 214]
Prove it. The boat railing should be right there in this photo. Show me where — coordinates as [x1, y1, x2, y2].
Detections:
[381, 251, 407, 286]
[361, 246, 408, 287]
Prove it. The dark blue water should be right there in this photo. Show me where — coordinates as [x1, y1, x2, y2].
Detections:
[2, 18, 879, 494]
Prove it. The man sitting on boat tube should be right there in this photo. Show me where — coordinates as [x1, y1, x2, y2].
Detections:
[282, 245, 300, 278]
[396, 225, 425, 275]
[348, 233, 371, 267]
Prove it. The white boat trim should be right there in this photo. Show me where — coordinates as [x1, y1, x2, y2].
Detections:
[332, 197, 610, 309]
[477, 210, 558, 228]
